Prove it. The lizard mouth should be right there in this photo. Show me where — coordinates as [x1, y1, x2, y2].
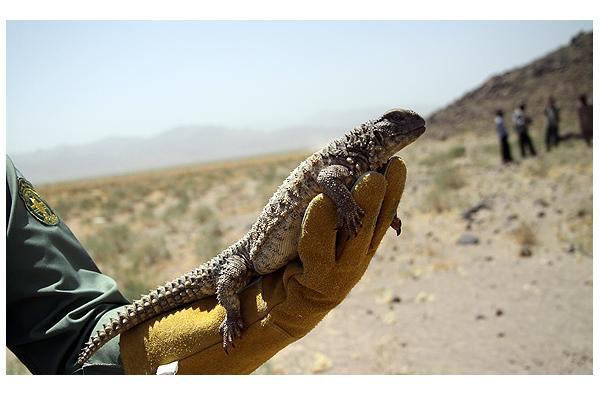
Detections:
[389, 122, 426, 153]
[408, 124, 426, 136]
[398, 123, 426, 139]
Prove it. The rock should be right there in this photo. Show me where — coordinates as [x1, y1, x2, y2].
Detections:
[520, 247, 533, 257]
[311, 352, 332, 373]
[523, 283, 540, 294]
[410, 268, 423, 279]
[462, 201, 491, 221]
[565, 243, 576, 254]
[457, 233, 480, 245]
[376, 289, 395, 304]
[497, 332, 505, 338]
[534, 198, 549, 207]
[507, 214, 518, 222]
[415, 292, 435, 303]
[383, 312, 397, 324]
[391, 296, 402, 304]
[537, 211, 545, 218]
[475, 314, 486, 320]
[484, 256, 494, 262]
[495, 309, 504, 317]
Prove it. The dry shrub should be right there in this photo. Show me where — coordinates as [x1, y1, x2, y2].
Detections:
[195, 220, 224, 263]
[194, 205, 216, 224]
[421, 145, 466, 166]
[511, 223, 538, 247]
[422, 165, 466, 213]
[424, 189, 455, 213]
[557, 204, 593, 256]
[526, 158, 550, 178]
[434, 165, 467, 190]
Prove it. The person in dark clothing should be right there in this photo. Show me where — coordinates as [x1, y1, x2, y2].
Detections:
[577, 94, 593, 146]
[512, 103, 537, 158]
[544, 96, 560, 151]
[494, 109, 514, 164]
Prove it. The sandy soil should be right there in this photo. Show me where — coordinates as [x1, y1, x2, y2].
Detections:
[255, 136, 592, 374]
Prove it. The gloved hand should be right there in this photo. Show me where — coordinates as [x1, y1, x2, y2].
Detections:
[120, 157, 408, 374]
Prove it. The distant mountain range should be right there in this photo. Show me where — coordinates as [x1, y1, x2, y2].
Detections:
[425, 31, 592, 140]
[10, 31, 592, 184]
[10, 124, 347, 184]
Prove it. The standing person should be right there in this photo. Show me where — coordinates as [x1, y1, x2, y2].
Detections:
[494, 109, 513, 164]
[544, 96, 560, 151]
[577, 94, 593, 146]
[512, 102, 537, 158]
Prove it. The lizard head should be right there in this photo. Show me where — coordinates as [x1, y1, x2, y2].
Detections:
[373, 108, 426, 156]
[333, 108, 426, 172]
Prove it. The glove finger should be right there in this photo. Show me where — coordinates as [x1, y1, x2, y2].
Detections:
[336, 172, 386, 269]
[369, 157, 407, 252]
[297, 194, 338, 275]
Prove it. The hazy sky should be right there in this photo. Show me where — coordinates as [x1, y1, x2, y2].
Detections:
[7, 20, 592, 154]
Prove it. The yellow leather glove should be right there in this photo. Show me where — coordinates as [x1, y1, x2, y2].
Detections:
[120, 157, 407, 374]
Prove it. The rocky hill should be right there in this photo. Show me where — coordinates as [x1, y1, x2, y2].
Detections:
[425, 32, 593, 140]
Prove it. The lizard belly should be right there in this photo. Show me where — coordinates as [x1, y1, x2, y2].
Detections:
[250, 199, 310, 275]
[249, 154, 323, 275]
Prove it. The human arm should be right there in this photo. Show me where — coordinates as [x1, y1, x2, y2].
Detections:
[6, 156, 129, 374]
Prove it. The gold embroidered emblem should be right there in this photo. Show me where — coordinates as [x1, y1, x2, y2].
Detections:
[18, 178, 59, 226]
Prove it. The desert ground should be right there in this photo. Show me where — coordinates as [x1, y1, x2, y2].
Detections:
[6, 131, 592, 374]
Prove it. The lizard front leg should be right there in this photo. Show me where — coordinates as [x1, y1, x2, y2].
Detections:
[216, 255, 252, 352]
[317, 165, 365, 236]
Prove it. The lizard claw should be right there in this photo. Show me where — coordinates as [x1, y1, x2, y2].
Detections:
[338, 203, 365, 238]
[391, 216, 402, 236]
[220, 316, 244, 353]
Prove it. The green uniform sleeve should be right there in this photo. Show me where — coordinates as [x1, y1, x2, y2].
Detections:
[6, 156, 130, 374]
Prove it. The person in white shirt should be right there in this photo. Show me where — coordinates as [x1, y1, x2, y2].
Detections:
[494, 109, 514, 164]
[512, 103, 537, 158]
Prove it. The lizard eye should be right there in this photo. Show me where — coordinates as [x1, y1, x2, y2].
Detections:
[385, 110, 411, 124]
[381, 109, 426, 132]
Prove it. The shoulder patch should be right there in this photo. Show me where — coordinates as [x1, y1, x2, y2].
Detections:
[18, 178, 59, 226]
